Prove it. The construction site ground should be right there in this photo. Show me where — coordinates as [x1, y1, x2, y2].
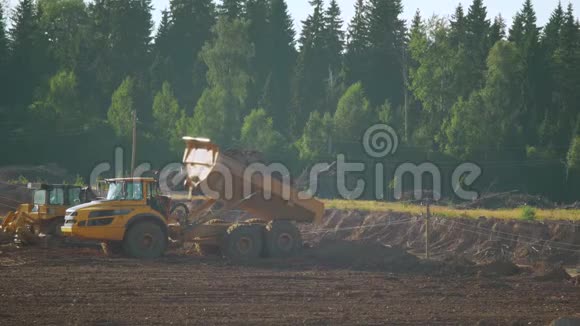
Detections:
[0, 242, 578, 325]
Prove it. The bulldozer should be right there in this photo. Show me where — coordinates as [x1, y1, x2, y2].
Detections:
[61, 137, 324, 259]
[1, 183, 91, 244]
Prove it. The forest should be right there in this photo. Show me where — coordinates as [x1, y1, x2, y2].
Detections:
[1, 0, 579, 201]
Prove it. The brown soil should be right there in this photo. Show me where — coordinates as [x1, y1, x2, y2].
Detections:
[305, 210, 580, 265]
[0, 244, 578, 325]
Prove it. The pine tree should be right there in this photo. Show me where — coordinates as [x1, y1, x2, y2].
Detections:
[366, 0, 406, 107]
[555, 3, 580, 144]
[166, 0, 215, 110]
[265, 0, 296, 133]
[220, 0, 244, 19]
[292, 0, 329, 135]
[516, 0, 542, 143]
[245, 0, 270, 111]
[0, 2, 8, 106]
[150, 9, 172, 92]
[464, 0, 491, 90]
[489, 15, 506, 45]
[541, 2, 564, 55]
[324, 0, 344, 76]
[449, 4, 467, 47]
[345, 0, 370, 85]
[9, 0, 49, 108]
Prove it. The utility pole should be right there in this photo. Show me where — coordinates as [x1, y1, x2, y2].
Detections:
[425, 199, 431, 260]
[131, 110, 137, 177]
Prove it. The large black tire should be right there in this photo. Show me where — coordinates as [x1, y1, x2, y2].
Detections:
[123, 222, 167, 259]
[222, 224, 264, 260]
[265, 221, 302, 258]
[48, 217, 65, 237]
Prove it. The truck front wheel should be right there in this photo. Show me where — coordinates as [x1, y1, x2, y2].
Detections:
[123, 222, 167, 259]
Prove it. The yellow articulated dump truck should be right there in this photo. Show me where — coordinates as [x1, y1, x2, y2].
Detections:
[61, 137, 324, 259]
[1, 183, 90, 244]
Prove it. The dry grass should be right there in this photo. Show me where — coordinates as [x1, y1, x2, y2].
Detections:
[323, 199, 580, 222]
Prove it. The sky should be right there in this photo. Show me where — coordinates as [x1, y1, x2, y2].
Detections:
[4, 0, 580, 33]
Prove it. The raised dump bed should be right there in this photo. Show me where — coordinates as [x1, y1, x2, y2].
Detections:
[181, 137, 325, 259]
[182, 137, 324, 225]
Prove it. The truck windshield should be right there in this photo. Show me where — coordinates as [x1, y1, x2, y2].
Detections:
[49, 188, 65, 205]
[33, 190, 47, 205]
[106, 182, 144, 201]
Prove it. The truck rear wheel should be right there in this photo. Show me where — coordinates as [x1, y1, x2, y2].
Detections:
[123, 222, 167, 259]
[265, 221, 302, 258]
[222, 224, 264, 260]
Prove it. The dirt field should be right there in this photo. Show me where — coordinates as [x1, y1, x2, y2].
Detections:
[0, 244, 578, 326]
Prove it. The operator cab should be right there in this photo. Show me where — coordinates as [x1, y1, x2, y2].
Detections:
[103, 178, 171, 216]
[29, 183, 83, 212]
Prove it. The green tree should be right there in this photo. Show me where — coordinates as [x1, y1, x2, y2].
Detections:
[292, 0, 328, 134]
[333, 82, 372, 154]
[567, 135, 580, 174]
[240, 108, 286, 156]
[449, 4, 467, 47]
[552, 4, 580, 147]
[297, 111, 334, 162]
[152, 81, 183, 147]
[9, 0, 49, 108]
[538, 2, 565, 146]
[164, 0, 216, 109]
[263, 0, 296, 133]
[464, 0, 491, 91]
[245, 0, 270, 111]
[366, 0, 406, 107]
[193, 18, 255, 145]
[220, 0, 244, 19]
[445, 41, 525, 158]
[187, 87, 228, 144]
[0, 2, 8, 106]
[489, 15, 506, 45]
[324, 0, 344, 76]
[30, 70, 84, 127]
[39, 0, 88, 70]
[108, 77, 136, 138]
[344, 0, 369, 86]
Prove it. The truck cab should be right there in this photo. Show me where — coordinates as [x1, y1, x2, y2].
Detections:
[61, 178, 171, 258]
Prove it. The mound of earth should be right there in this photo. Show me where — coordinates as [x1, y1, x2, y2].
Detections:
[477, 260, 522, 277]
[532, 262, 571, 282]
[305, 240, 422, 272]
[304, 210, 580, 265]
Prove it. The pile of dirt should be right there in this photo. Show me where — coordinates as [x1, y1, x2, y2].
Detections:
[477, 260, 522, 277]
[305, 240, 422, 272]
[532, 262, 571, 282]
[305, 210, 580, 265]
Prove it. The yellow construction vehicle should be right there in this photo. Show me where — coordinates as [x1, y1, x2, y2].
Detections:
[1, 184, 90, 244]
[61, 137, 324, 259]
